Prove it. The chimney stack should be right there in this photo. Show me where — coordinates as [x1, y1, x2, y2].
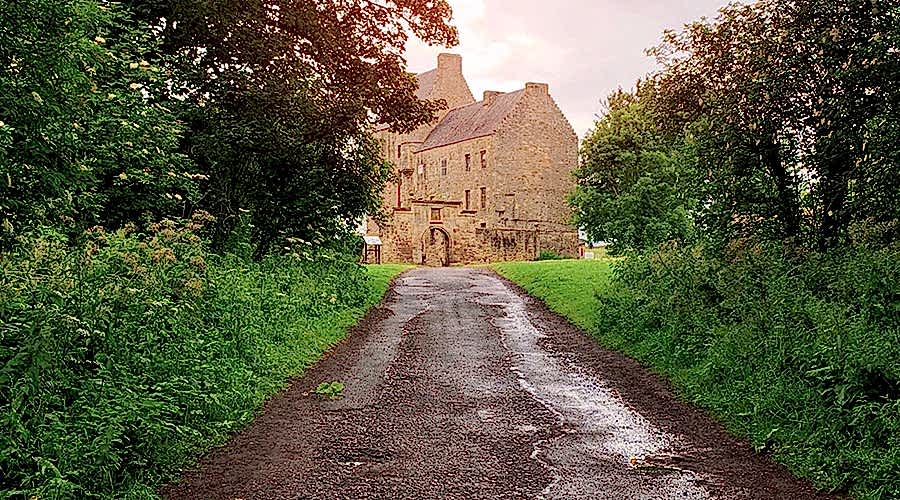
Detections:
[437, 53, 462, 74]
[483, 90, 504, 106]
[525, 82, 549, 95]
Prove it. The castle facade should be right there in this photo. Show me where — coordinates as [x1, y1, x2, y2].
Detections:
[366, 54, 579, 266]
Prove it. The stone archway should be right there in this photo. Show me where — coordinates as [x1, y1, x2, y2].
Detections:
[420, 227, 450, 267]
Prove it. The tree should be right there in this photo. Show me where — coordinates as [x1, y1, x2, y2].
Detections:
[649, 0, 900, 251]
[573, 84, 696, 253]
[0, 0, 197, 249]
[123, 0, 459, 255]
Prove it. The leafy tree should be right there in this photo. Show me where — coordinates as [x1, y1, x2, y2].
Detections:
[573, 85, 696, 253]
[649, 0, 900, 251]
[0, 0, 197, 249]
[123, 0, 459, 255]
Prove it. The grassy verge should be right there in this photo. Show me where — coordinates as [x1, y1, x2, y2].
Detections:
[491, 259, 614, 333]
[365, 264, 412, 304]
[492, 252, 900, 499]
[0, 228, 408, 499]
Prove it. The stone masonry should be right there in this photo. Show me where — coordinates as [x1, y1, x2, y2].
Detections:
[366, 53, 579, 266]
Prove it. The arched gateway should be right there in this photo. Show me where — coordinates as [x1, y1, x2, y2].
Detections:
[420, 227, 450, 267]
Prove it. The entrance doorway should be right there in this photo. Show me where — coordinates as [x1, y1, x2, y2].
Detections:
[421, 227, 450, 267]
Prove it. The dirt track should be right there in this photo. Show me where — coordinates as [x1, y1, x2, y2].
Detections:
[163, 268, 837, 499]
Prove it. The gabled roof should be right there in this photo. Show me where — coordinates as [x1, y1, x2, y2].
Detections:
[419, 90, 525, 151]
[415, 68, 438, 100]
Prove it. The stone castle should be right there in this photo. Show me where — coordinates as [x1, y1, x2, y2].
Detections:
[365, 53, 579, 266]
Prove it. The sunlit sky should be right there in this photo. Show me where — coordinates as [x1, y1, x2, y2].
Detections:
[404, 0, 732, 137]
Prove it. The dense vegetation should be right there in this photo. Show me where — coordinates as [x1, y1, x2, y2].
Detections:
[0, 0, 441, 497]
[571, 1, 900, 498]
[1, 224, 407, 497]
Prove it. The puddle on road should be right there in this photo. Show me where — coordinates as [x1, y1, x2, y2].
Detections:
[473, 274, 710, 499]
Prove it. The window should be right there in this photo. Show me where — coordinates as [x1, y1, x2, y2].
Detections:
[397, 144, 402, 158]
[465, 190, 471, 210]
[465, 154, 471, 172]
[480, 150, 487, 168]
[441, 158, 448, 176]
[480, 187, 487, 209]
[396, 179, 402, 208]
[430, 207, 442, 221]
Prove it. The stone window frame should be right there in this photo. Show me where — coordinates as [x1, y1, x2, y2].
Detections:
[465, 153, 471, 172]
[465, 189, 471, 210]
[480, 150, 487, 169]
[441, 158, 448, 176]
[430, 207, 443, 222]
[480, 186, 487, 209]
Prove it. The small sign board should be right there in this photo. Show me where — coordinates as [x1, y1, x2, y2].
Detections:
[364, 236, 383, 246]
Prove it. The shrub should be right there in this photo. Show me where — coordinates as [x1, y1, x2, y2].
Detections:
[536, 250, 566, 261]
[0, 221, 383, 498]
[597, 243, 900, 498]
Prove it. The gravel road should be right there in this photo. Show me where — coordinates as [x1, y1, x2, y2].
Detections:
[163, 268, 838, 500]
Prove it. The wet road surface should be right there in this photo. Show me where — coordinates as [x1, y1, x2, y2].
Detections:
[163, 268, 837, 499]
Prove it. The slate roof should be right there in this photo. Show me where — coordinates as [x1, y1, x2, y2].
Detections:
[415, 68, 438, 100]
[419, 90, 525, 151]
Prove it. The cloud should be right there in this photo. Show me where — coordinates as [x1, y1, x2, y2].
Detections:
[405, 0, 732, 137]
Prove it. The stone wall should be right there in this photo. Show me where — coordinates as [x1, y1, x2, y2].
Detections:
[367, 56, 580, 265]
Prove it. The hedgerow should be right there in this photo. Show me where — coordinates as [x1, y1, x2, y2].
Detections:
[597, 242, 900, 498]
[0, 221, 392, 498]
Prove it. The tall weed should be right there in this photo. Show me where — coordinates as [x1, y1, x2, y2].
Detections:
[0, 221, 381, 498]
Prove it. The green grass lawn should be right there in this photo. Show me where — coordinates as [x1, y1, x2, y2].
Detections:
[365, 264, 412, 304]
[491, 259, 614, 334]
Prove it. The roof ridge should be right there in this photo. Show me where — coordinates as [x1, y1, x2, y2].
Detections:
[418, 89, 527, 152]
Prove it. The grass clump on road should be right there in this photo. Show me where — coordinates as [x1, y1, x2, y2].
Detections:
[0, 227, 406, 499]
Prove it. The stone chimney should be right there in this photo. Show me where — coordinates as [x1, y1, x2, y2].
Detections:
[525, 82, 549, 96]
[437, 53, 462, 75]
[483, 90, 504, 106]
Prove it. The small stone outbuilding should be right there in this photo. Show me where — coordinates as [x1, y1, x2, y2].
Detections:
[366, 53, 579, 265]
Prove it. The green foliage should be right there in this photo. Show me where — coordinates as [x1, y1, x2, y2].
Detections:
[573, 85, 697, 254]
[124, 0, 459, 255]
[314, 381, 346, 400]
[0, 0, 197, 249]
[601, 245, 900, 498]
[497, 255, 900, 499]
[536, 250, 566, 261]
[649, 0, 900, 251]
[0, 227, 404, 498]
[569, 5, 900, 494]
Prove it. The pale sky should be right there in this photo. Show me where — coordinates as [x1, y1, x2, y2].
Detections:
[405, 0, 731, 137]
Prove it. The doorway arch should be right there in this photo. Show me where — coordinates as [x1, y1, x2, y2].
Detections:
[420, 227, 451, 267]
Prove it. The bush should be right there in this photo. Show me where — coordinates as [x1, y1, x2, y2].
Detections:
[536, 250, 566, 261]
[0, 221, 386, 498]
[597, 243, 900, 498]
